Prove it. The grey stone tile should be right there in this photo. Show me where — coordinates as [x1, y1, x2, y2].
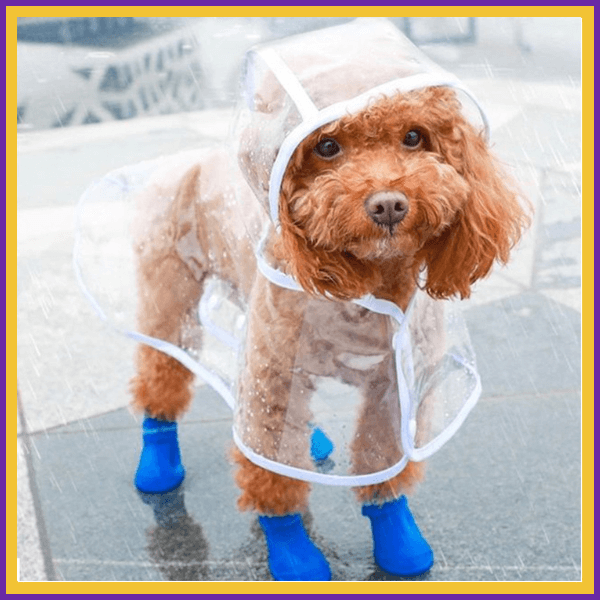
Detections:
[465, 292, 581, 397]
[415, 391, 581, 581]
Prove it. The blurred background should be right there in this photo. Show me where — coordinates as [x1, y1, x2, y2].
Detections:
[16, 16, 584, 584]
[17, 16, 581, 131]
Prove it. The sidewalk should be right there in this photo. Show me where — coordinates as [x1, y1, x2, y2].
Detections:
[16, 28, 583, 583]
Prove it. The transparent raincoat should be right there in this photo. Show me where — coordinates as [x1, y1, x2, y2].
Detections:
[75, 18, 484, 486]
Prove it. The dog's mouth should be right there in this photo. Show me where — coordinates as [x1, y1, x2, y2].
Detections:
[375, 221, 402, 237]
[343, 229, 413, 261]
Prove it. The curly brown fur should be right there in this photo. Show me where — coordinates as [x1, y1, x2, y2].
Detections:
[232, 447, 311, 515]
[130, 346, 195, 421]
[131, 87, 529, 514]
[354, 461, 426, 505]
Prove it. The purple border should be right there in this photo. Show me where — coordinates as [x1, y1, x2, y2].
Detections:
[591, 7, 597, 594]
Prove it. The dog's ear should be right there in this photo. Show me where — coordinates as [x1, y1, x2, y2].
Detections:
[276, 191, 381, 300]
[419, 122, 530, 300]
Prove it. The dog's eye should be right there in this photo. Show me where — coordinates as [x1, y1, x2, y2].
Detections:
[403, 129, 424, 148]
[314, 138, 342, 159]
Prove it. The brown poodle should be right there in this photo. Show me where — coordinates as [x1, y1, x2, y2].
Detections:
[129, 83, 528, 572]
[132, 85, 526, 498]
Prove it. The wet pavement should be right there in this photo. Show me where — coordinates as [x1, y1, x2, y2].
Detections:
[16, 17, 585, 585]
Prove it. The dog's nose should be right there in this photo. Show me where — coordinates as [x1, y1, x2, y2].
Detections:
[364, 191, 409, 231]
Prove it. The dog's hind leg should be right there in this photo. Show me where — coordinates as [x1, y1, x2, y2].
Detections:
[130, 166, 207, 493]
[131, 295, 202, 493]
[130, 254, 204, 422]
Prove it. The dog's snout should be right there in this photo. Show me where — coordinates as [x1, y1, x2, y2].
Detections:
[364, 191, 409, 231]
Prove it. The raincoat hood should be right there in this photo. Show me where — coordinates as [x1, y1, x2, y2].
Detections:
[234, 17, 488, 227]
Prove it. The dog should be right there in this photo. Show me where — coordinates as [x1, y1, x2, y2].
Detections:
[123, 20, 529, 580]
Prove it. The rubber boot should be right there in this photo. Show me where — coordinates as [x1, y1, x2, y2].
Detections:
[258, 514, 332, 581]
[362, 496, 433, 577]
[310, 426, 334, 463]
[134, 416, 185, 494]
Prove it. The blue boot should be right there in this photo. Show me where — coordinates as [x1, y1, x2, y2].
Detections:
[134, 416, 185, 494]
[258, 514, 332, 581]
[310, 426, 334, 463]
[362, 496, 433, 577]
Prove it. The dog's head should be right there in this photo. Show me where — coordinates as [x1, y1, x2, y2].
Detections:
[275, 87, 529, 300]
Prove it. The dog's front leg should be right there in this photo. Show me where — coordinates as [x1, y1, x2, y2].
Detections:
[352, 361, 433, 577]
[232, 277, 312, 514]
[231, 278, 331, 580]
